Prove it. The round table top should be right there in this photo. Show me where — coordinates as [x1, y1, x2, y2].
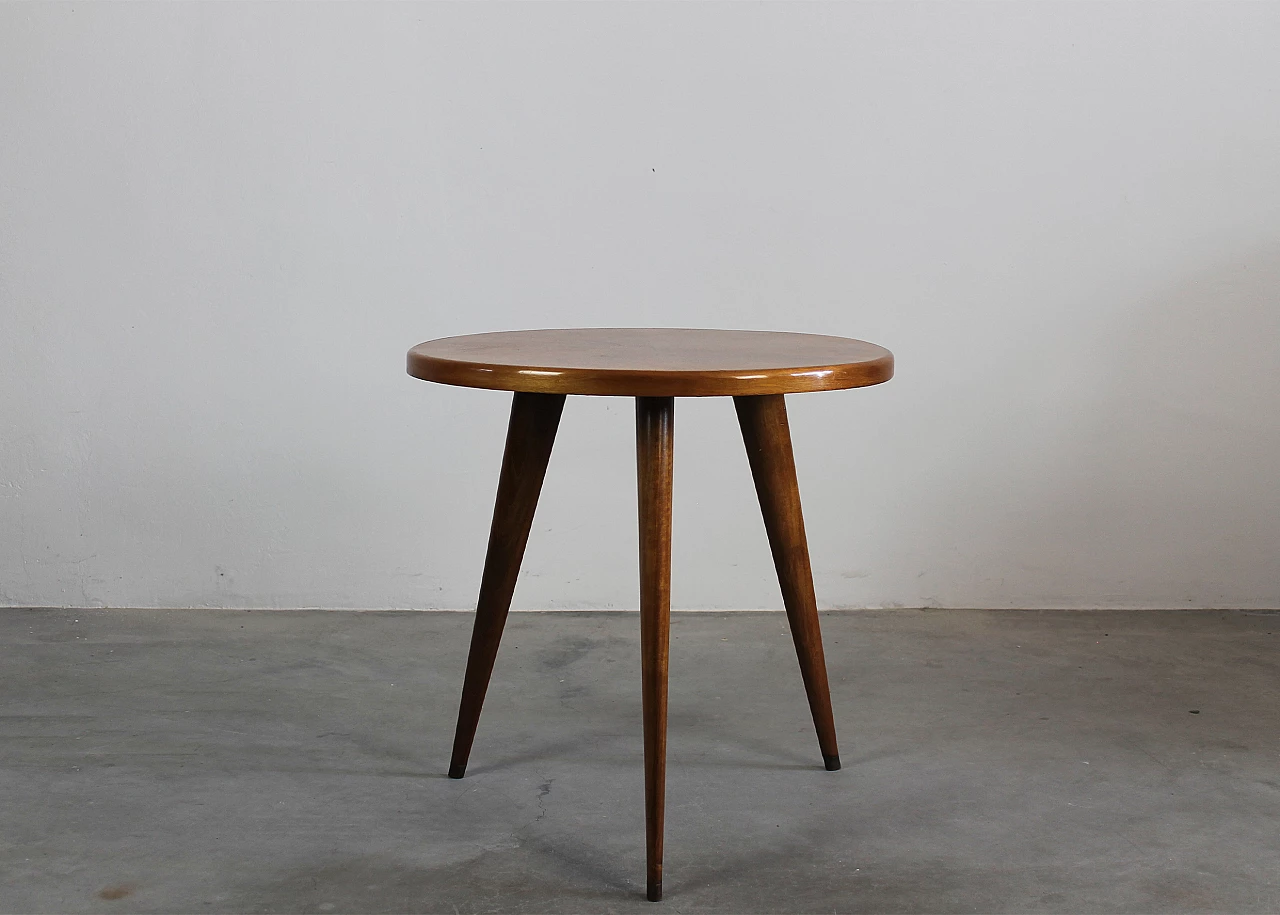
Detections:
[407, 328, 893, 397]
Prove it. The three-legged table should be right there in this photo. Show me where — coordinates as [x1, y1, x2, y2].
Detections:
[407, 328, 893, 901]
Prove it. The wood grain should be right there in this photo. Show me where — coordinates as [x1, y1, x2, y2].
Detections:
[418, 329, 886, 900]
[409, 328, 893, 397]
[448, 391, 565, 780]
[636, 396, 674, 902]
[734, 394, 841, 771]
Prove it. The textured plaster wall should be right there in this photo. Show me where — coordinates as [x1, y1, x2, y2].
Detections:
[2, 3, 1279, 609]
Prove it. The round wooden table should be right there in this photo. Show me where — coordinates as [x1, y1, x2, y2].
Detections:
[407, 328, 893, 901]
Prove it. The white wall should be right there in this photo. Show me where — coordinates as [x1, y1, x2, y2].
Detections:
[3, 3, 1279, 611]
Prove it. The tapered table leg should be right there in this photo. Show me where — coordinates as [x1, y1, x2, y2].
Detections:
[448, 391, 566, 779]
[636, 396, 674, 902]
[734, 394, 841, 771]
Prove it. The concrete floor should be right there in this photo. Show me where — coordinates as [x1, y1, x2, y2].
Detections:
[1, 609, 1278, 914]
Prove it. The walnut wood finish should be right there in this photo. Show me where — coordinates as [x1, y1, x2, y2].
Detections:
[408, 328, 893, 397]
[734, 394, 841, 771]
[636, 396, 674, 903]
[448, 391, 565, 780]
[411, 329, 894, 901]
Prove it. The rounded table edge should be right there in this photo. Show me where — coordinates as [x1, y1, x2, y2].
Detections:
[406, 347, 894, 397]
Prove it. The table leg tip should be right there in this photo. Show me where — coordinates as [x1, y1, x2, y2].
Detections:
[647, 879, 662, 902]
[824, 753, 841, 771]
[448, 762, 467, 779]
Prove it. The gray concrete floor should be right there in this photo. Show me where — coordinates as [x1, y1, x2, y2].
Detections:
[1, 609, 1279, 914]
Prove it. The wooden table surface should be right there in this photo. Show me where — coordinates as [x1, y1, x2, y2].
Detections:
[407, 327, 893, 397]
